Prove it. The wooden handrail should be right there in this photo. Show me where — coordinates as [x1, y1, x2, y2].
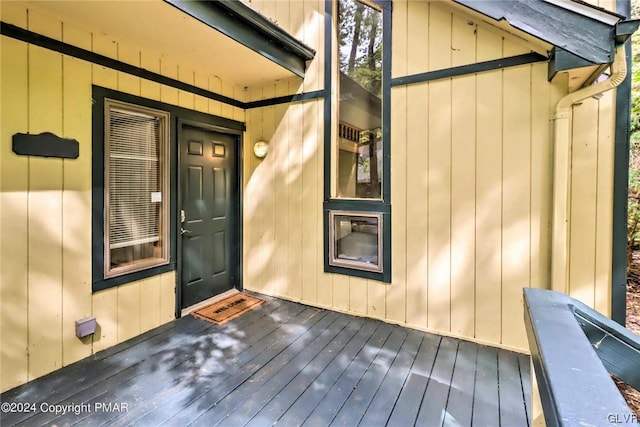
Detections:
[523, 288, 639, 427]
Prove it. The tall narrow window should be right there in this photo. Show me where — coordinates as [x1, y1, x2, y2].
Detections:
[337, 0, 383, 199]
[325, 0, 391, 282]
[104, 99, 170, 278]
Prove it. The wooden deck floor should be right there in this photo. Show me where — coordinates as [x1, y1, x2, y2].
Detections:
[1, 294, 531, 426]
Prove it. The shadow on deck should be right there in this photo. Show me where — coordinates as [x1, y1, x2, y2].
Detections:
[0, 294, 531, 426]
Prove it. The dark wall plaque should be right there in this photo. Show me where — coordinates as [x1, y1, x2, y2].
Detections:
[12, 132, 79, 159]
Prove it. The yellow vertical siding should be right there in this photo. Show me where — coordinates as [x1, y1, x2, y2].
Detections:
[569, 100, 600, 308]
[273, 80, 289, 299]
[0, 0, 243, 392]
[61, 23, 93, 367]
[569, 93, 616, 315]
[0, 3, 29, 392]
[405, 0, 429, 328]
[594, 93, 615, 315]
[564, 0, 617, 317]
[301, 98, 320, 304]
[450, 13, 477, 339]
[387, 0, 408, 325]
[262, 83, 277, 295]
[500, 39, 532, 349]
[245, 87, 265, 295]
[140, 278, 161, 333]
[426, 3, 453, 334]
[566, 0, 618, 319]
[27, 11, 65, 379]
[474, 25, 504, 345]
[287, 85, 304, 301]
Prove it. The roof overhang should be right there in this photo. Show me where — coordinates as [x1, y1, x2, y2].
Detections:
[451, 0, 639, 87]
[164, 0, 315, 79]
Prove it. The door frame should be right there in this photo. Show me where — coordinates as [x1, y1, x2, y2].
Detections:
[175, 117, 244, 317]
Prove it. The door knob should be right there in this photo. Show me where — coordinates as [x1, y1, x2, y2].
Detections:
[181, 228, 192, 235]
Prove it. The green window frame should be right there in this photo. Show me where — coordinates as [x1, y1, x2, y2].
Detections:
[103, 99, 171, 279]
[324, 0, 392, 283]
[92, 88, 177, 292]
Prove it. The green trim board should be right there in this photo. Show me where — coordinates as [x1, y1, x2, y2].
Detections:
[616, 19, 640, 43]
[323, 0, 333, 203]
[611, 0, 632, 326]
[245, 90, 325, 109]
[576, 307, 640, 389]
[164, 0, 314, 78]
[391, 52, 547, 87]
[548, 48, 597, 81]
[207, 0, 315, 60]
[91, 86, 245, 293]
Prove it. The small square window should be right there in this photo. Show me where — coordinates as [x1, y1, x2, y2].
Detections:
[329, 211, 382, 273]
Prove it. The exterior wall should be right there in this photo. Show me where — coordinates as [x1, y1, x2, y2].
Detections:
[391, 1, 563, 350]
[0, 2, 243, 392]
[562, 0, 617, 316]
[243, 0, 326, 306]
[244, 0, 618, 353]
[565, 0, 617, 316]
[569, 95, 616, 316]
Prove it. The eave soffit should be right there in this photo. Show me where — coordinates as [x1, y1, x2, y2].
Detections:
[450, 0, 633, 65]
[164, 0, 316, 79]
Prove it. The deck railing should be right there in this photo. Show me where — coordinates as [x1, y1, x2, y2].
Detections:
[523, 288, 640, 427]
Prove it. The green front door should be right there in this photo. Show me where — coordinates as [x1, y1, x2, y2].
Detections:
[180, 125, 239, 308]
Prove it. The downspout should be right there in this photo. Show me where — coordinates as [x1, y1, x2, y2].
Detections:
[551, 45, 627, 294]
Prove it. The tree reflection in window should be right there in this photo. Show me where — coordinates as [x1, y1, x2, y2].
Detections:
[337, 0, 383, 199]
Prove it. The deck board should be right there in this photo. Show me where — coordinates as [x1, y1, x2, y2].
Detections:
[472, 345, 500, 426]
[0, 293, 530, 427]
[443, 340, 478, 426]
[498, 349, 530, 427]
[519, 353, 532, 424]
[414, 336, 459, 426]
[385, 333, 441, 426]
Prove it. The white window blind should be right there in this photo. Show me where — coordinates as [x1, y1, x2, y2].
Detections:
[108, 108, 161, 249]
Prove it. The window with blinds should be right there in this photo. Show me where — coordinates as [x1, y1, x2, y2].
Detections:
[104, 99, 170, 277]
